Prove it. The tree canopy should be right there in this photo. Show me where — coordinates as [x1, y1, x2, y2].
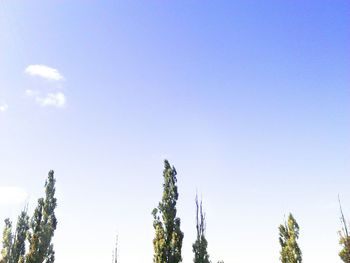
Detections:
[152, 160, 184, 263]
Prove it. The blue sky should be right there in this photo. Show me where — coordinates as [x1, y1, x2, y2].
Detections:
[0, 1, 349, 262]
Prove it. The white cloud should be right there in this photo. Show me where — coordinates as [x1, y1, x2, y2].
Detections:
[0, 187, 27, 205]
[36, 92, 66, 108]
[25, 64, 64, 81]
[25, 89, 36, 97]
[0, 103, 8, 112]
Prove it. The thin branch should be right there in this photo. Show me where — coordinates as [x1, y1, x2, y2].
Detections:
[339, 195, 349, 238]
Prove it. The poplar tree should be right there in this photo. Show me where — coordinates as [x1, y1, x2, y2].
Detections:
[338, 198, 350, 262]
[279, 213, 302, 263]
[192, 195, 210, 263]
[152, 160, 184, 263]
[112, 235, 118, 263]
[11, 209, 29, 263]
[1, 219, 13, 262]
[1, 209, 29, 263]
[26, 170, 57, 263]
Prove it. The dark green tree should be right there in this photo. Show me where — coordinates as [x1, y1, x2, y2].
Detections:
[193, 194, 210, 263]
[338, 197, 350, 262]
[11, 209, 29, 263]
[279, 213, 302, 263]
[152, 160, 184, 263]
[1, 219, 13, 262]
[26, 170, 57, 263]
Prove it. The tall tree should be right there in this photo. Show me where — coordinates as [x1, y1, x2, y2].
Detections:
[11, 209, 29, 263]
[152, 160, 184, 263]
[26, 170, 57, 263]
[338, 197, 350, 263]
[192, 194, 210, 263]
[279, 213, 302, 263]
[1, 219, 13, 263]
[112, 235, 118, 263]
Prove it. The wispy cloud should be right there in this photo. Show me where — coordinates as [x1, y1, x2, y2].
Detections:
[24, 64, 68, 108]
[0, 103, 9, 112]
[25, 89, 38, 97]
[36, 92, 66, 108]
[25, 89, 34, 96]
[25, 64, 64, 81]
[0, 187, 27, 205]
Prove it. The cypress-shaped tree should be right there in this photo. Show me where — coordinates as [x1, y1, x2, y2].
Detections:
[152, 160, 184, 263]
[112, 235, 118, 263]
[26, 198, 44, 263]
[279, 213, 302, 263]
[1, 219, 13, 262]
[338, 198, 350, 262]
[192, 195, 210, 263]
[11, 209, 29, 263]
[26, 170, 57, 263]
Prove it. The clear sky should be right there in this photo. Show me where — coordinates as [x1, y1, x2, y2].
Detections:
[0, 1, 349, 262]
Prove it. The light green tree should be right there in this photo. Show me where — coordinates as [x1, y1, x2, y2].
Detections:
[279, 213, 302, 263]
[338, 198, 350, 262]
[1, 219, 13, 262]
[152, 160, 184, 263]
[26, 170, 57, 263]
[193, 194, 210, 263]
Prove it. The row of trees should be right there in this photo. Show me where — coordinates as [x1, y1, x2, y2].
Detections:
[151, 160, 224, 263]
[279, 207, 350, 263]
[152, 160, 350, 263]
[1, 162, 349, 263]
[1, 171, 57, 263]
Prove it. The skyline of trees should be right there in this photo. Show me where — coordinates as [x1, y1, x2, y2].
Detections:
[1, 171, 57, 263]
[0, 162, 349, 263]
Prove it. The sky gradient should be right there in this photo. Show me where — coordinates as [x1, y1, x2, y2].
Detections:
[0, 1, 349, 262]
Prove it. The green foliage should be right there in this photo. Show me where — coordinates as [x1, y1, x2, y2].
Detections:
[0, 171, 57, 263]
[26, 198, 44, 263]
[26, 170, 57, 263]
[279, 213, 302, 263]
[1, 219, 13, 262]
[192, 195, 210, 263]
[339, 234, 350, 263]
[11, 210, 29, 263]
[1, 210, 30, 263]
[153, 160, 184, 263]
